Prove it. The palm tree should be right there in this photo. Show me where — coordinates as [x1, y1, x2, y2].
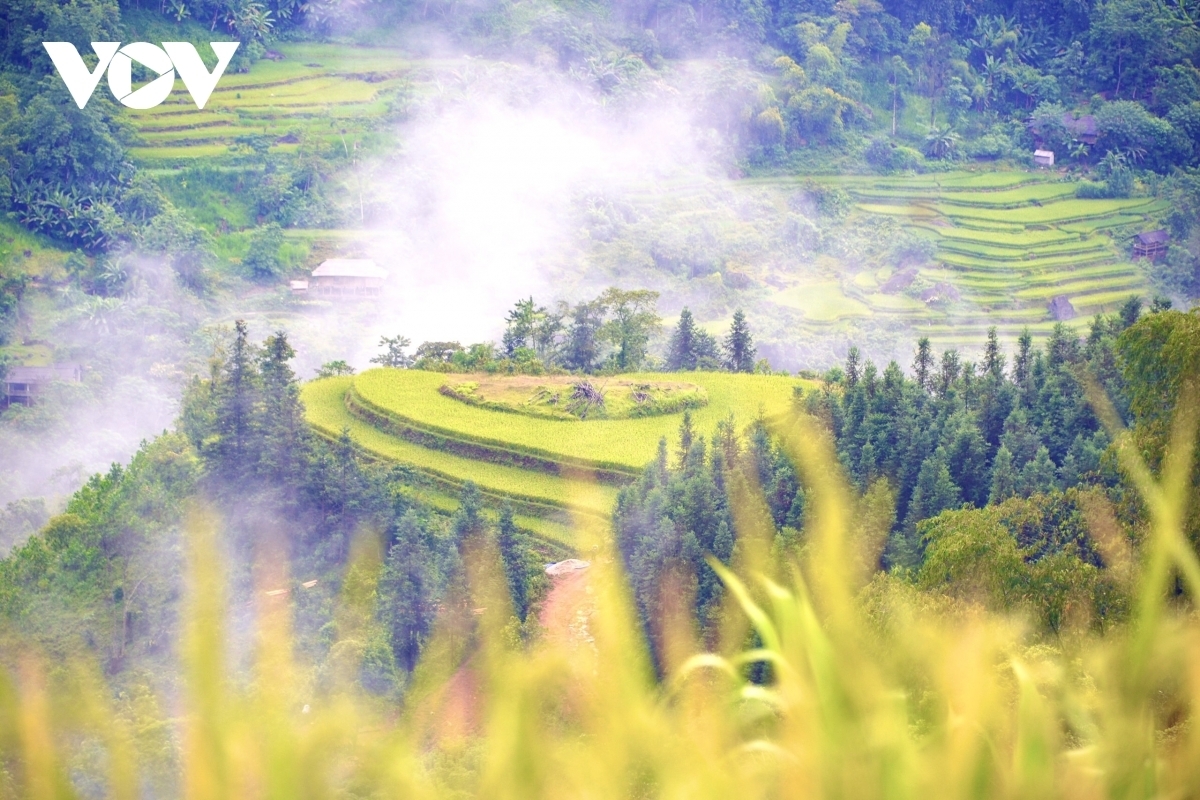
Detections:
[924, 126, 961, 160]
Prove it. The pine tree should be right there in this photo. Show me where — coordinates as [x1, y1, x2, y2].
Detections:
[936, 349, 960, 398]
[1019, 446, 1058, 497]
[564, 299, 605, 372]
[983, 326, 1005, 379]
[213, 319, 260, 475]
[379, 511, 437, 671]
[904, 448, 961, 534]
[1000, 407, 1042, 468]
[677, 411, 694, 469]
[453, 482, 484, 544]
[497, 504, 527, 620]
[989, 445, 1019, 504]
[1014, 329, 1033, 392]
[943, 411, 989, 506]
[913, 337, 933, 392]
[845, 346, 861, 388]
[258, 330, 306, 483]
[668, 309, 719, 370]
[724, 309, 756, 372]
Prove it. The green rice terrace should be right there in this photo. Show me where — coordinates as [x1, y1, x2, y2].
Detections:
[302, 369, 810, 544]
[124, 43, 412, 166]
[798, 171, 1167, 347]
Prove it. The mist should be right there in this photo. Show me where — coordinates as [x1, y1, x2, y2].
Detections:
[338, 59, 722, 365]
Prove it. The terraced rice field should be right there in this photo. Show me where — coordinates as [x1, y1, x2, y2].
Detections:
[797, 171, 1167, 348]
[124, 43, 412, 165]
[302, 369, 812, 541]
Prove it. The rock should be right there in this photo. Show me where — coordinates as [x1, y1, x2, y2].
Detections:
[1048, 295, 1076, 321]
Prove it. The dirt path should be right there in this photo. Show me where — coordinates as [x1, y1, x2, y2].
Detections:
[538, 567, 595, 648]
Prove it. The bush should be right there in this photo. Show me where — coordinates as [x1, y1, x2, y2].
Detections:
[242, 223, 284, 283]
[1162, 243, 1199, 296]
[864, 137, 924, 172]
[1095, 100, 1189, 172]
[1075, 180, 1111, 198]
[963, 132, 1015, 160]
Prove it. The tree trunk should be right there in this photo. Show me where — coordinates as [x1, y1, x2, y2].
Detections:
[892, 83, 898, 136]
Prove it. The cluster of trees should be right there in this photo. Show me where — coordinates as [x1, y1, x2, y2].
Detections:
[665, 308, 759, 372]
[807, 306, 1142, 564]
[732, 0, 1200, 169]
[358, 291, 765, 377]
[496, 292, 763, 373]
[0, 320, 545, 688]
[614, 298, 1200, 643]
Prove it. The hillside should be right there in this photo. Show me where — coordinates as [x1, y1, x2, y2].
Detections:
[302, 368, 813, 541]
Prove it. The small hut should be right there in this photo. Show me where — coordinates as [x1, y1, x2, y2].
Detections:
[1062, 113, 1098, 146]
[1033, 149, 1055, 168]
[1, 364, 83, 407]
[1133, 230, 1169, 262]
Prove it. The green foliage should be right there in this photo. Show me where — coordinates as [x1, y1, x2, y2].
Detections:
[667, 309, 720, 371]
[724, 309, 756, 373]
[240, 223, 284, 282]
[864, 137, 924, 172]
[371, 335, 413, 369]
[0, 269, 27, 346]
[315, 360, 355, 379]
[919, 490, 1123, 632]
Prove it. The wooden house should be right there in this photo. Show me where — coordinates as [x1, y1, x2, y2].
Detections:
[1062, 113, 1098, 146]
[1, 364, 83, 407]
[309, 259, 387, 298]
[1133, 230, 1169, 262]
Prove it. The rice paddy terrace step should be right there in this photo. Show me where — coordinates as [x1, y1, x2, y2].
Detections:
[845, 172, 1161, 339]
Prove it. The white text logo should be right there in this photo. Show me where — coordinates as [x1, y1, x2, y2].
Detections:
[42, 42, 240, 110]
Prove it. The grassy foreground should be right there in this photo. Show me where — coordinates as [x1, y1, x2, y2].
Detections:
[4, 400, 1200, 798]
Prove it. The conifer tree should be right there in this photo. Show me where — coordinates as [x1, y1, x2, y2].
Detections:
[667, 309, 719, 370]
[845, 346, 861, 388]
[904, 448, 961, 534]
[913, 337, 933, 392]
[564, 299, 605, 372]
[724, 309, 756, 372]
[1014, 329, 1033, 391]
[214, 319, 259, 475]
[983, 326, 1005, 379]
[453, 482, 484, 544]
[258, 330, 306, 483]
[936, 349, 960, 398]
[989, 446, 1019, 504]
[1020, 446, 1058, 497]
[379, 511, 437, 671]
[668, 309, 699, 370]
[677, 411, 694, 469]
[497, 504, 527, 621]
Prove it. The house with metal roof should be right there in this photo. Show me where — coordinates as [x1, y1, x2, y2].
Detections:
[309, 259, 388, 298]
[1133, 230, 1169, 262]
